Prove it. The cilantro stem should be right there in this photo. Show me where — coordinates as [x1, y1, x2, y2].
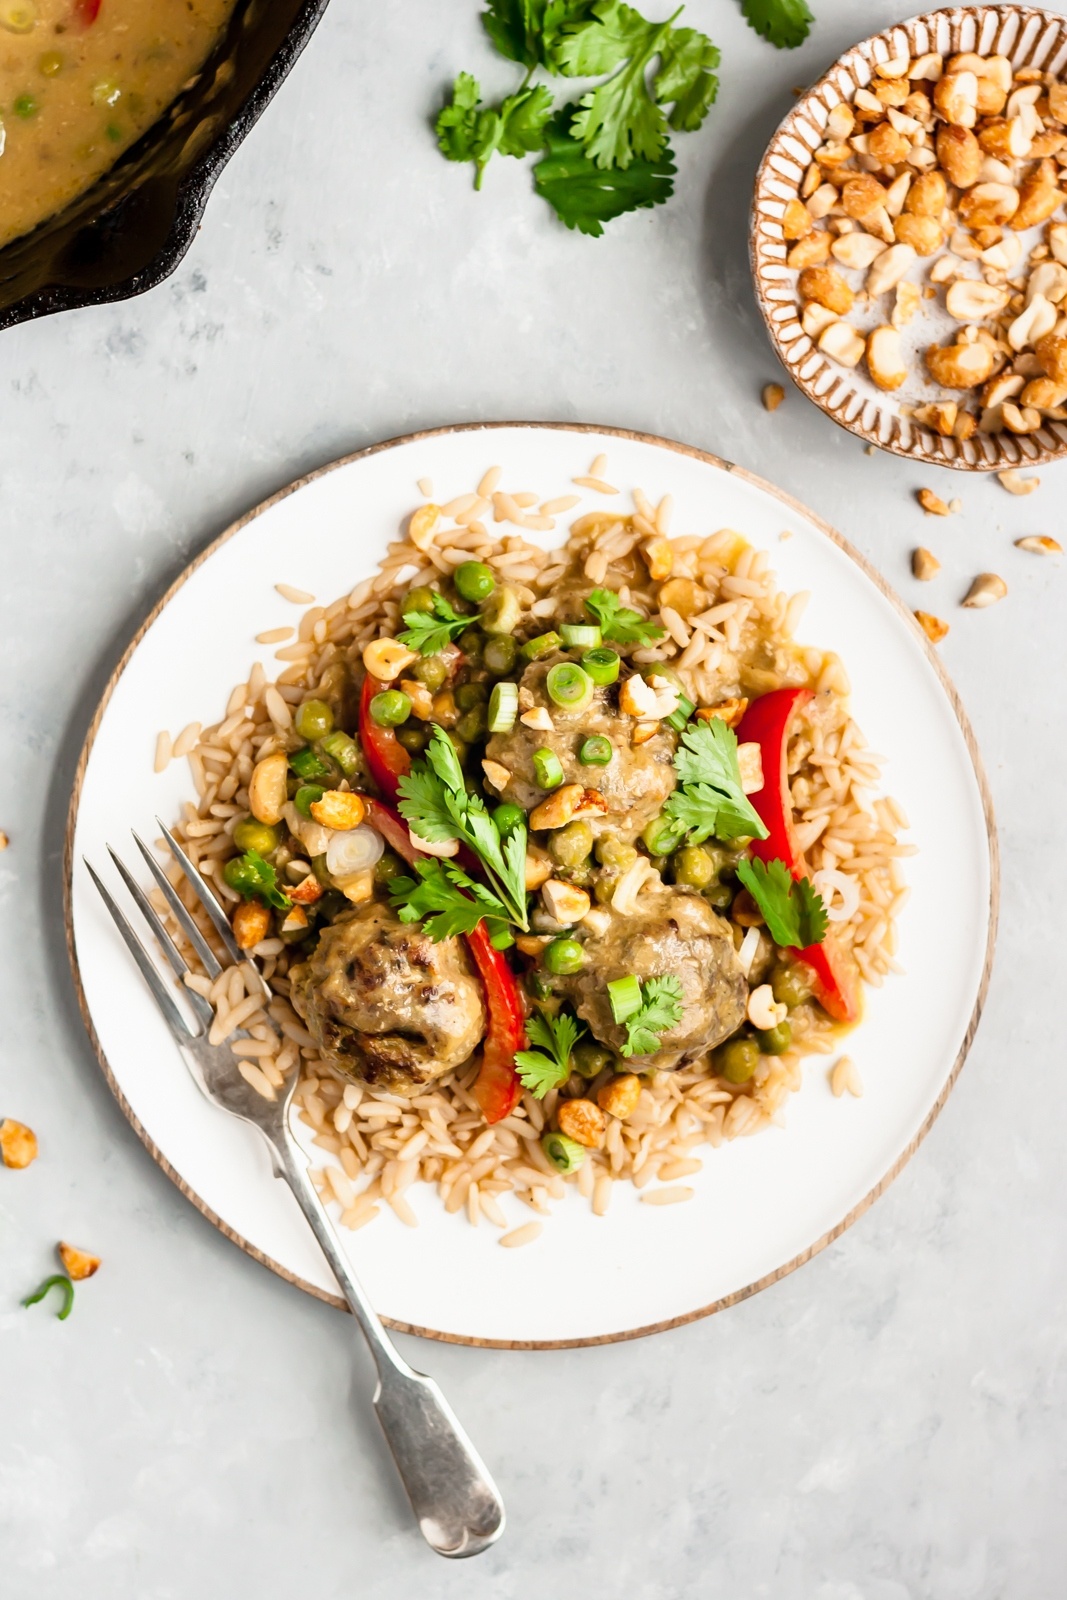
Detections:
[22, 1273, 75, 1320]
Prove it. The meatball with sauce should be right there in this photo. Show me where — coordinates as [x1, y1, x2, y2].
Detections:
[485, 654, 677, 842]
[289, 904, 486, 1095]
[555, 889, 748, 1066]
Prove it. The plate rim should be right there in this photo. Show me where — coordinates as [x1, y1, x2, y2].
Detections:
[63, 420, 1000, 1349]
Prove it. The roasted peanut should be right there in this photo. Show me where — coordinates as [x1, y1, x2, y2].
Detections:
[905, 169, 947, 216]
[936, 122, 983, 187]
[841, 173, 888, 220]
[57, 1243, 101, 1281]
[0, 1118, 38, 1169]
[1021, 376, 1067, 410]
[866, 325, 907, 390]
[892, 281, 922, 327]
[597, 1074, 642, 1120]
[894, 213, 944, 255]
[866, 242, 917, 296]
[308, 791, 365, 831]
[944, 278, 1011, 321]
[818, 321, 865, 367]
[233, 900, 271, 950]
[1035, 331, 1067, 385]
[934, 70, 978, 127]
[1016, 535, 1062, 555]
[868, 121, 911, 165]
[917, 488, 951, 516]
[787, 231, 832, 269]
[925, 340, 997, 388]
[248, 751, 288, 826]
[912, 547, 941, 580]
[1011, 160, 1063, 230]
[958, 182, 1020, 229]
[781, 198, 813, 240]
[762, 383, 786, 412]
[557, 1098, 607, 1149]
[915, 610, 949, 643]
[830, 231, 886, 269]
[962, 573, 1007, 608]
[913, 400, 958, 435]
[798, 265, 855, 315]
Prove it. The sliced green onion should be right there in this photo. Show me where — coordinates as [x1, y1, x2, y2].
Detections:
[642, 814, 685, 856]
[665, 693, 695, 733]
[533, 748, 564, 789]
[546, 663, 594, 712]
[579, 735, 613, 766]
[608, 974, 643, 1023]
[542, 1132, 586, 1173]
[294, 784, 326, 818]
[487, 680, 519, 734]
[489, 927, 516, 951]
[290, 746, 332, 780]
[320, 730, 360, 776]
[521, 631, 562, 662]
[581, 647, 620, 686]
[481, 585, 522, 637]
[22, 1274, 75, 1320]
[560, 623, 602, 649]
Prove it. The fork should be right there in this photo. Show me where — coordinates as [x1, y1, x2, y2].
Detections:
[85, 821, 506, 1559]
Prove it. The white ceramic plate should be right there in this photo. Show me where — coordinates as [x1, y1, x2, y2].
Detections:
[65, 424, 997, 1348]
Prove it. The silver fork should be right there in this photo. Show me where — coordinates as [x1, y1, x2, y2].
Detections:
[85, 821, 505, 1560]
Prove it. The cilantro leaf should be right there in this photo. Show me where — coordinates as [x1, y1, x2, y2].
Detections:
[654, 25, 719, 133]
[619, 974, 684, 1057]
[584, 586, 666, 644]
[515, 1008, 585, 1096]
[397, 591, 470, 656]
[735, 857, 827, 949]
[225, 849, 290, 911]
[483, 0, 595, 67]
[434, 75, 555, 189]
[739, 0, 813, 50]
[664, 718, 769, 843]
[552, 0, 650, 76]
[534, 110, 675, 234]
[390, 859, 511, 943]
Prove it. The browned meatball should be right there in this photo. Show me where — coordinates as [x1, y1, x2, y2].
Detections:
[289, 904, 485, 1095]
[556, 890, 748, 1066]
[485, 655, 677, 842]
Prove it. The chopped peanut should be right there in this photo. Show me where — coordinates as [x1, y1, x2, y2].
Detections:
[642, 537, 674, 581]
[233, 900, 271, 950]
[399, 679, 434, 720]
[997, 468, 1040, 496]
[407, 503, 440, 551]
[541, 879, 591, 925]
[248, 751, 288, 826]
[798, 265, 855, 315]
[737, 742, 764, 795]
[308, 791, 365, 831]
[912, 547, 941, 580]
[917, 488, 951, 517]
[781, 198, 813, 240]
[1016, 535, 1062, 555]
[557, 1099, 607, 1149]
[57, 1242, 100, 1281]
[524, 845, 554, 891]
[597, 1075, 642, 1120]
[0, 1118, 38, 1169]
[286, 874, 324, 906]
[787, 232, 831, 270]
[529, 784, 585, 831]
[695, 697, 748, 730]
[481, 759, 512, 792]
[279, 905, 310, 936]
[913, 401, 958, 436]
[962, 573, 1007, 608]
[915, 610, 950, 643]
[761, 383, 785, 413]
[362, 637, 418, 681]
[867, 326, 907, 390]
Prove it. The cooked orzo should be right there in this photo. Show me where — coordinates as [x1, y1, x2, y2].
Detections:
[151, 457, 912, 1240]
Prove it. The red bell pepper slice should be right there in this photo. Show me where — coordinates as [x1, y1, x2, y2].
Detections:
[73, 0, 102, 25]
[358, 674, 411, 801]
[736, 687, 859, 1024]
[362, 798, 527, 1122]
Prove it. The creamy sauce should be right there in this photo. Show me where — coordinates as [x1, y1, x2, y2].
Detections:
[0, 0, 236, 248]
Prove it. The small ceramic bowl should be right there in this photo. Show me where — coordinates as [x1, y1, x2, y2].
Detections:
[751, 4, 1067, 471]
[0, 0, 331, 333]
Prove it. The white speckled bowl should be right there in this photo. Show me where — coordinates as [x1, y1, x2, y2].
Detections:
[751, 5, 1067, 471]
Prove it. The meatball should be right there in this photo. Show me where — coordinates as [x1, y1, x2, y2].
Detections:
[485, 655, 677, 842]
[556, 889, 748, 1065]
[289, 903, 486, 1095]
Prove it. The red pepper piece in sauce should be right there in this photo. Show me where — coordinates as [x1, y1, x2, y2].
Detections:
[73, 0, 102, 25]
[736, 687, 860, 1024]
[358, 674, 411, 801]
[362, 797, 527, 1122]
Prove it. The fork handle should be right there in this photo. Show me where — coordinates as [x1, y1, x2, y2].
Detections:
[268, 1128, 505, 1558]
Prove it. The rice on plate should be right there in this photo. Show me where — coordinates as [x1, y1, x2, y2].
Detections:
[149, 454, 913, 1246]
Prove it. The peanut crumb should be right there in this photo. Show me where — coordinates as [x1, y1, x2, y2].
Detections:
[1015, 535, 1062, 555]
[915, 610, 949, 644]
[917, 488, 951, 517]
[962, 573, 1008, 609]
[0, 830, 8, 851]
[912, 547, 941, 581]
[762, 382, 786, 412]
[997, 469, 1040, 496]
[0, 1118, 38, 1169]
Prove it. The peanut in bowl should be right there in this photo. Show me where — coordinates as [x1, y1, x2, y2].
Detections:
[751, 4, 1067, 470]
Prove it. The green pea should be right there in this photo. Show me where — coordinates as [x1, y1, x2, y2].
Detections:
[641, 815, 684, 856]
[410, 655, 448, 692]
[483, 635, 518, 677]
[595, 834, 637, 872]
[544, 938, 585, 975]
[370, 690, 411, 728]
[542, 1132, 585, 1174]
[756, 1021, 792, 1056]
[455, 681, 488, 711]
[674, 845, 715, 890]
[493, 803, 526, 838]
[14, 93, 38, 118]
[294, 784, 325, 818]
[716, 1036, 760, 1084]
[548, 820, 593, 871]
[771, 962, 814, 1008]
[396, 723, 429, 753]
[454, 561, 496, 604]
[232, 818, 281, 856]
[403, 585, 436, 615]
[579, 735, 612, 766]
[457, 627, 485, 659]
[572, 1041, 613, 1079]
[481, 585, 522, 637]
[295, 699, 335, 741]
[456, 707, 487, 743]
[374, 850, 405, 886]
[593, 871, 620, 904]
[705, 881, 734, 911]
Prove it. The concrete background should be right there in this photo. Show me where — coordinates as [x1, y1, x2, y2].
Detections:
[1, 2, 1064, 1594]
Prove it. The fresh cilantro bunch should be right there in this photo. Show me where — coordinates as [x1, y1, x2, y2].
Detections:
[434, 0, 814, 236]
[585, 586, 666, 645]
[397, 591, 471, 656]
[515, 1008, 586, 1095]
[664, 719, 769, 845]
[735, 857, 827, 949]
[392, 726, 530, 933]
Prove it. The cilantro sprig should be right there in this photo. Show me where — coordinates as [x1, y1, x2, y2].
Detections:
[609, 973, 684, 1056]
[389, 857, 514, 944]
[224, 849, 291, 911]
[394, 726, 530, 933]
[436, 74, 556, 189]
[664, 719, 769, 845]
[534, 108, 675, 235]
[740, 0, 814, 51]
[735, 857, 827, 949]
[584, 586, 665, 646]
[397, 591, 471, 656]
[515, 1008, 586, 1096]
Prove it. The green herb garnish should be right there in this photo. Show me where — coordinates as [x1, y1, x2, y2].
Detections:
[22, 1274, 75, 1321]
[735, 857, 827, 949]
[394, 726, 530, 932]
[389, 857, 514, 945]
[534, 109, 675, 235]
[437, 72, 556, 189]
[515, 1008, 586, 1096]
[663, 719, 769, 844]
[739, 0, 814, 50]
[397, 591, 472, 656]
[610, 973, 684, 1057]
[584, 587, 665, 646]
[222, 849, 291, 911]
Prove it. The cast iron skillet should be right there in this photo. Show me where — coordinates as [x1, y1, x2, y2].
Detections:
[0, 0, 331, 331]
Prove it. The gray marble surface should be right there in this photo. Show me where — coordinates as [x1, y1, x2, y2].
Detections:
[2, 1, 1065, 1593]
